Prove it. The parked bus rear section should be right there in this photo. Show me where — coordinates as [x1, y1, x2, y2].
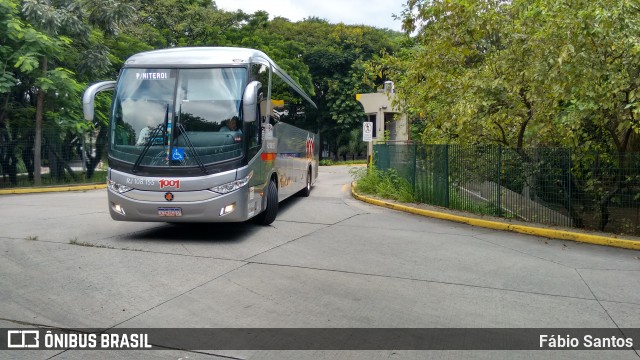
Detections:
[82, 47, 319, 225]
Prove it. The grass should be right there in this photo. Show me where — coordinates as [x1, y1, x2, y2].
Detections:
[350, 166, 416, 203]
[352, 166, 507, 218]
[68, 238, 144, 251]
[449, 190, 505, 217]
[69, 238, 115, 249]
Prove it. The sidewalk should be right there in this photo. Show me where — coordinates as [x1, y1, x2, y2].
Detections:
[351, 183, 640, 251]
[0, 183, 106, 195]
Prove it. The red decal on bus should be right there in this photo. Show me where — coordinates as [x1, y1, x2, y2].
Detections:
[159, 179, 181, 189]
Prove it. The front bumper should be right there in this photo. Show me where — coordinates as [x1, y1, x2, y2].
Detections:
[107, 187, 260, 223]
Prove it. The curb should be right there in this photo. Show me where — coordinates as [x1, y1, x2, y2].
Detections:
[0, 183, 107, 195]
[351, 183, 640, 251]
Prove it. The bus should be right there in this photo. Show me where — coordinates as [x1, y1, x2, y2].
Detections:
[82, 47, 319, 225]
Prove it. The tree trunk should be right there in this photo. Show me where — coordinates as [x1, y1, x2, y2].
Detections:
[8, 140, 18, 186]
[34, 57, 48, 186]
[85, 127, 108, 179]
[598, 186, 619, 231]
[562, 173, 584, 229]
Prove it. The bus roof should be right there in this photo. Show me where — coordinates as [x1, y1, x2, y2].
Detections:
[124, 47, 270, 67]
[124, 47, 316, 109]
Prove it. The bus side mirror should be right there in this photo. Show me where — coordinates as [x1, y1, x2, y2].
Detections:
[82, 81, 116, 121]
[243, 81, 261, 123]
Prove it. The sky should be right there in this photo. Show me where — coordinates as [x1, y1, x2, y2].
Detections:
[214, 0, 407, 32]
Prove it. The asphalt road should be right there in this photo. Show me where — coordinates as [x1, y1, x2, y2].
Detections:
[1, 166, 639, 359]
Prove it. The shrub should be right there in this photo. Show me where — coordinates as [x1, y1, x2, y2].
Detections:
[350, 166, 415, 203]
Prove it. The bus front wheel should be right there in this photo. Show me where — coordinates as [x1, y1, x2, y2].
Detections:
[297, 168, 312, 197]
[254, 180, 278, 225]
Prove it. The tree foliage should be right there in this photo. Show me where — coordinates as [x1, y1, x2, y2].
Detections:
[1, 0, 402, 186]
[386, 0, 640, 230]
[1, 0, 133, 184]
[391, 0, 640, 154]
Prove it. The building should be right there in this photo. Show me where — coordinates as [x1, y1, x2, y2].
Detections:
[356, 81, 409, 158]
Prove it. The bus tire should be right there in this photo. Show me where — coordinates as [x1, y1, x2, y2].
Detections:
[254, 180, 278, 225]
[297, 167, 312, 197]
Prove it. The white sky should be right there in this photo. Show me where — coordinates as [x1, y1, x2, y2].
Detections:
[214, 0, 406, 32]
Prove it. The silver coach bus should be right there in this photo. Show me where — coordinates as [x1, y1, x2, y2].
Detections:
[83, 47, 319, 225]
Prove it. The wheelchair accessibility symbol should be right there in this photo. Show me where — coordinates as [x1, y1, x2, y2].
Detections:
[172, 148, 185, 161]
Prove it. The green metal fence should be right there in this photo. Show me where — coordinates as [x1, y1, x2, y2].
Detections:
[374, 143, 640, 236]
[0, 128, 107, 188]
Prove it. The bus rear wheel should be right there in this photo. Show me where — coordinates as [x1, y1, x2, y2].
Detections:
[254, 180, 278, 225]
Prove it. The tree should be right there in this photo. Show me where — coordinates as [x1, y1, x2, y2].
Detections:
[266, 18, 403, 158]
[1, 0, 64, 184]
[14, 0, 133, 185]
[390, 0, 640, 230]
[394, 0, 640, 152]
[130, 0, 247, 48]
[2, 0, 402, 185]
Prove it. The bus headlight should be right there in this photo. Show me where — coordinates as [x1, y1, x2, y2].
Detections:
[108, 179, 133, 194]
[211, 171, 253, 194]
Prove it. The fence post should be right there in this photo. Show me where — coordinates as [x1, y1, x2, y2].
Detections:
[445, 144, 449, 208]
[497, 145, 502, 217]
[568, 148, 572, 227]
[82, 134, 87, 173]
[412, 143, 417, 194]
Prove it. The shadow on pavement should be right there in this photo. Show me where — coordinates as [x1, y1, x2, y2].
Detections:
[127, 222, 259, 243]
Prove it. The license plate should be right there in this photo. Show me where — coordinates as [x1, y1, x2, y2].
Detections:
[158, 207, 182, 217]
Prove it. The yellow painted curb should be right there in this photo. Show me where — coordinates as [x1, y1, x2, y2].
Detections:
[0, 183, 107, 195]
[351, 182, 640, 251]
[321, 163, 367, 167]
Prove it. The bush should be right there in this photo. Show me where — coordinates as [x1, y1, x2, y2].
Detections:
[350, 166, 415, 203]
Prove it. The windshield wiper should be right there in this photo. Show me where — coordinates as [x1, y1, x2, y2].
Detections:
[132, 105, 169, 173]
[174, 102, 208, 174]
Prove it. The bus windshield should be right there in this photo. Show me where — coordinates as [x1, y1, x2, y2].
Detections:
[110, 67, 247, 168]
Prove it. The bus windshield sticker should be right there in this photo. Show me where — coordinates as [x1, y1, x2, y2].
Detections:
[136, 72, 171, 80]
[171, 148, 185, 161]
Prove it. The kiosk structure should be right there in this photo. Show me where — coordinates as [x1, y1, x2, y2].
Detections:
[356, 81, 409, 158]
